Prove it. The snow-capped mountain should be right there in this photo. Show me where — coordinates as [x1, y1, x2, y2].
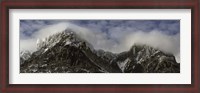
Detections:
[20, 29, 180, 73]
[112, 44, 179, 73]
[20, 50, 31, 65]
[36, 29, 93, 52]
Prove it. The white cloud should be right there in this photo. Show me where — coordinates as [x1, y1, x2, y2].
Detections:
[124, 31, 180, 54]
[123, 31, 180, 62]
[20, 22, 180, 62]
[20, 39, 37, 52]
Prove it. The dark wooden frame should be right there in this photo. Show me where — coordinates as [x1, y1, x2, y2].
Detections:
[0, 0, 199, 93]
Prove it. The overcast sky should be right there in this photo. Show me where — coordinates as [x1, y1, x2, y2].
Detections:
[20, 20, 180, 62]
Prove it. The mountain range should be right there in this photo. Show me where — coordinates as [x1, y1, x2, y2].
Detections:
[20, 29, 180, 73]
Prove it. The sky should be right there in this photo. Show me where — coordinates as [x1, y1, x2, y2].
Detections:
[20, 20, 180, 62]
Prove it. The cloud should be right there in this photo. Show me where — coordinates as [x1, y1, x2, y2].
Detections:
[123, 31, 180, 62]
[20, 20, 180, 62]
[20, 39, 37, 52]
[124, 31, 180, 54]
[20, 20, 62, 39]
[20, 22, 68, 52]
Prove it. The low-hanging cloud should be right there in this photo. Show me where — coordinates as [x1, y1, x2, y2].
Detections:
[20, 21, 180, 62]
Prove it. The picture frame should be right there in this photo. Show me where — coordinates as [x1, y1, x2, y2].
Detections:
[0, 0, 199, 93]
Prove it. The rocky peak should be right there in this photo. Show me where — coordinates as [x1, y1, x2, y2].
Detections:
[36, 29, 76, 50]
[20, 50, 31, 65]
[111, 44, 179, 73]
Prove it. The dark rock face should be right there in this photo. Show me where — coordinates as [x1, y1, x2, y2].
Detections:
[20, 30, 180, 73]
[21, 45, 104, 73]
[113, 45, 180, 73]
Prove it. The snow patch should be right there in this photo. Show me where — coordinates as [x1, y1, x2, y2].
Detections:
[20, 50, 31, 61]
[117, 58, 131, 72]
[65, 41, 72, 45]
[43, 48, 49, 53]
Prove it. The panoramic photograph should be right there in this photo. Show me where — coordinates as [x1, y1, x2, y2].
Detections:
[20, 20, 180, 73]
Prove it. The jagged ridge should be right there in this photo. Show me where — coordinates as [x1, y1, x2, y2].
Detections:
[20, 29, 180, 73]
